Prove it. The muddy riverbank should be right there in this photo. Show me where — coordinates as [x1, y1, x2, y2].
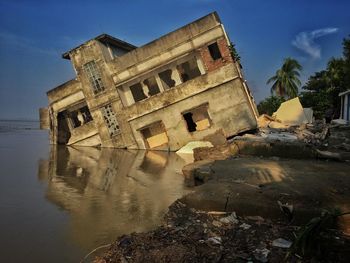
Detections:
[96, 156, 350, 262]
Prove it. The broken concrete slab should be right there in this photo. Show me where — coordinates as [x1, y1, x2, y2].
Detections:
[257, 114, 275, 128]
[176, 141, 214, 155]
[176, 141, 214, 163]
[273, 97, 309, 126]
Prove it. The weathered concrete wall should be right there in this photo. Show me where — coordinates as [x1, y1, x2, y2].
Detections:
[47, 79, 81, 104]
[50, 91, 85, 112]
[128, 78, 257, 151]
[110, 12, 221, 79]
[67, 40, 124, 145]
[67, 121, 101, 146]
[199, 38, 233, 72]
[39, 107, 50, 130]
[125, 63, 238, 121]
[110, 26, 225, 85]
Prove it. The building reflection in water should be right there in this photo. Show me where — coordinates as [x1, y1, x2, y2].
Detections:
[38, 145, 190, 251]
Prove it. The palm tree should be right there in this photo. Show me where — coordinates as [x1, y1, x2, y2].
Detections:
[267, 58, 303, 98]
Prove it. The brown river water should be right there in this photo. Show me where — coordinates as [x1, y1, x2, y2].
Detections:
[0, 121, 190, 262]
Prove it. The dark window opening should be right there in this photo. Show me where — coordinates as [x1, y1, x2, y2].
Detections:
[177, 58, 201, 83]
[158, 69, 176, 89]
[183, 112, 197, 132]
[57, 111, 71, 144]
[143, 76, 160, 96]
[130, 83, 147, 102]
[208, 42, 222, 60]
[183, 104, 211, 132]
[70, 106, 93, 128]
[140, 121, 168, 149]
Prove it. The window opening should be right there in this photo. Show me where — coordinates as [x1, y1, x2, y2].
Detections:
[70, 106, 93, 128]
[130, 83, 147, 102]
[57, 111, 71, 144]
[101, 104, 120, 137]
[158, 69, 176, 89]
[83, 61, 105, 94]
[183, 104, 211, 132]
[177, 58, 201, 83]
[208, 42, 222, 60]
[140, 122, 168, 149]
[143, 76, 160, 96]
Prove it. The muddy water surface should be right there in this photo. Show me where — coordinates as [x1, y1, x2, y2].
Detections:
[0, 121, 190, 262]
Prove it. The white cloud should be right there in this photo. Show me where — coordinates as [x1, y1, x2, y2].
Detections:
[292, 27, 338, 59]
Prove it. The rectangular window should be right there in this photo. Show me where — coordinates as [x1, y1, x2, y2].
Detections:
[177, 57, 201, 83]
[101, 104, 120, 137]
[183, 104, 211, 132]
[208, 42, 222, 60]
[130, 83, 147, 102]
[158, 69, 176, 89]
[140, 121, 168, 149]
[83, 61, 105, 94]
[143, 76, 160, 96]
[69, 105, 93, 128]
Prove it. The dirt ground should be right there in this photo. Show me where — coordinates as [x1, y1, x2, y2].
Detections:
[96, 200, 349, 263]
[182, 157, 350, 228]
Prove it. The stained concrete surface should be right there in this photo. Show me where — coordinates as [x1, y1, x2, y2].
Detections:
[181, 157, 350, 233]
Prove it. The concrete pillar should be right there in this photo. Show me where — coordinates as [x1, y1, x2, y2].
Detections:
[171, 67, 182, 86]
[155, 75, 165, 92]
[124, 87, 135, 105]
[196, 57, 206, 75]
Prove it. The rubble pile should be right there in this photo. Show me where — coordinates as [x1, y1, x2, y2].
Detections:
[96, 201, 297, 263]
[96, 201, 350, 263]
[254, 120, 330, 146]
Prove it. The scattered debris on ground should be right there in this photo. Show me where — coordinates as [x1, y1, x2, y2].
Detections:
[191, 116, 350, 162]
[95, 201, 350, 263]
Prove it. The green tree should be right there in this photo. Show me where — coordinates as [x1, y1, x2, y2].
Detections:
[342, 36, 350, 88]
[300, 36, 350, 119]
[229, 42, 241, 62]
[257, 96, 285, 116]
[267, 57, 303, 98]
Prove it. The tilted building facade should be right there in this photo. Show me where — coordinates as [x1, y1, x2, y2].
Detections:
[40, 12, 258, 151]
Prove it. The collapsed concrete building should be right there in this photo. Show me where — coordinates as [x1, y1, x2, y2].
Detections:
[40, 12, 258, 151]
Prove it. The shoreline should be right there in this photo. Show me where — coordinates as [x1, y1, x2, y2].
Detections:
[95, 199, 349, 262]
[95, 150, 350, 262]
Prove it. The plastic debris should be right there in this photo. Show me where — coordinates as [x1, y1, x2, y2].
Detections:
[253, 248, 270, 262]
[208, 236, 222, 245]
[239, 223, 252, 230]
[220, 212, 239, 224]
[272, 238, 292, 248]
[212, 220, 222, 227]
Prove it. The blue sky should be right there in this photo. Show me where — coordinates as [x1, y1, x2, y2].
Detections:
[0, 0, 349, 120]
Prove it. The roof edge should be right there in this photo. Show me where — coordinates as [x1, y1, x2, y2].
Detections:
[339, 89, 350, 97]
[62, 33, 137, 60]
